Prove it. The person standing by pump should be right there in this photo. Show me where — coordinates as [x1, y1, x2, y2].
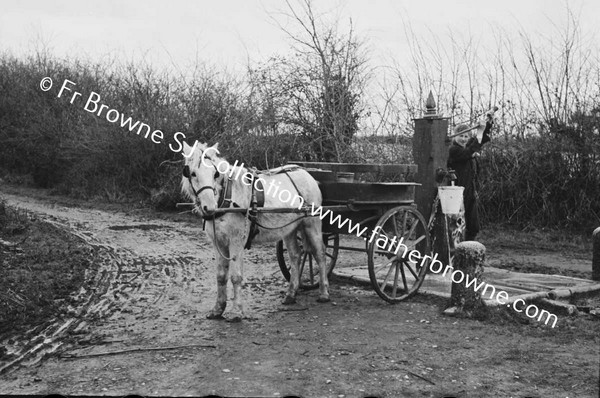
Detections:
[447, 113, 494, 241]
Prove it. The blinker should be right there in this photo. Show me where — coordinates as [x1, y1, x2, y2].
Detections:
[182, 165, 190, 178]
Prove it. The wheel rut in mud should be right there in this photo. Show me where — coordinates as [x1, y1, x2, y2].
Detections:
[0, 192, 286, 374]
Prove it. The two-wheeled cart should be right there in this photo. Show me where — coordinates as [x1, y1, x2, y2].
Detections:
[275, 162, 432, 303]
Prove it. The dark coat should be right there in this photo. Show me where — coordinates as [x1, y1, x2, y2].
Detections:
[446, 123, 492, 240]
[447, 131, 490, 197]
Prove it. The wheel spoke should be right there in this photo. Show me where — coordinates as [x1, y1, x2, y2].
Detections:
[412, 234, 426, 246]
[407, 234, 426, 251]
[299, 252, 308, 276]
[308, 254, 314, 285]
[379, 262, 395, 291]
[392, 264, 400, 297]
[405, 262, 419, 279]
[405, 218, 419, 240]
[399, 262, 408, 292]
[374, 259, 394, 275]
[402, 210, 408, 234]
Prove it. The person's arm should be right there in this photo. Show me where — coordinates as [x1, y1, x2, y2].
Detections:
[480, 121, 493, 145]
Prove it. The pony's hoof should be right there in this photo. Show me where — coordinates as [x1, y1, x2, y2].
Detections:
[227, 314, 243, 323]
[206, 312, 225, 320]
[282, 296, 296, 305]
[317, 296, 331, 303]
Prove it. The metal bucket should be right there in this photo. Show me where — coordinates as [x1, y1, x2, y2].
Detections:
[438, 186, 464, 214]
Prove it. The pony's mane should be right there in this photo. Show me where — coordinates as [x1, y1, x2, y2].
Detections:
[194, 143, 254, 179]
[202, 145, 229, 169]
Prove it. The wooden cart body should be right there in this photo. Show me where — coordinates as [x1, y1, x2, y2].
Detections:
[274, 162, 432, 303]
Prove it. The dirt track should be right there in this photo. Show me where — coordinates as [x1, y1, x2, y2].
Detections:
[0, 189, 598, 397]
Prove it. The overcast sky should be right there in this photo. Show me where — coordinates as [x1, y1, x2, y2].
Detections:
[2, 0, 598, 75]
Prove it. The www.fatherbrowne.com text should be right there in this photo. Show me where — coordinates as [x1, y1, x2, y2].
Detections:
[308, 203, 558, 327]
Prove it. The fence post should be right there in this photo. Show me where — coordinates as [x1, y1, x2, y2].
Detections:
[444, 241, 487, 317]
[593, 227, 600, 281]
[412, 91, 450, 264]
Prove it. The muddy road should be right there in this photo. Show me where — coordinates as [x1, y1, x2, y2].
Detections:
[0, 189, 598, 397]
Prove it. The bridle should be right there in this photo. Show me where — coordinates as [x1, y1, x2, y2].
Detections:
[182, 163, 218, 198]
[182, 156, 232, 220]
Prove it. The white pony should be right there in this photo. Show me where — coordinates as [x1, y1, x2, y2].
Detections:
[181, 142, 329, 322]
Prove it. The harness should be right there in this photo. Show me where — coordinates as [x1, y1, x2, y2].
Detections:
[244, 173, 265, 249]
[183, 163, 307, 253]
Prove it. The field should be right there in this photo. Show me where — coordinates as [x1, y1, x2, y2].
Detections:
[0, 185, 598, 397]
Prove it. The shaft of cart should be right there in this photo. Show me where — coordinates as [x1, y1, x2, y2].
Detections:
[176, 203, 367, 214]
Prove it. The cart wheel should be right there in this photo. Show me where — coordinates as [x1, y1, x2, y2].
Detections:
[276, 233, 339, 290]
[367, 206, 431, 303]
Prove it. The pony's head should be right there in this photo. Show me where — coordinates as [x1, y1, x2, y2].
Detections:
[181, 142, 227, 218]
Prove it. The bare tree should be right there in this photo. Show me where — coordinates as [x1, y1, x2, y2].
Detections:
[249, 0, 369, 161]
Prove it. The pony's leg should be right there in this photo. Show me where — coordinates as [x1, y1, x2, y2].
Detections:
[207, 252, 229, 319]
[304, 223, 330, 303]
[228, 252, 244, 322]
[282, 232, 302, 305]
